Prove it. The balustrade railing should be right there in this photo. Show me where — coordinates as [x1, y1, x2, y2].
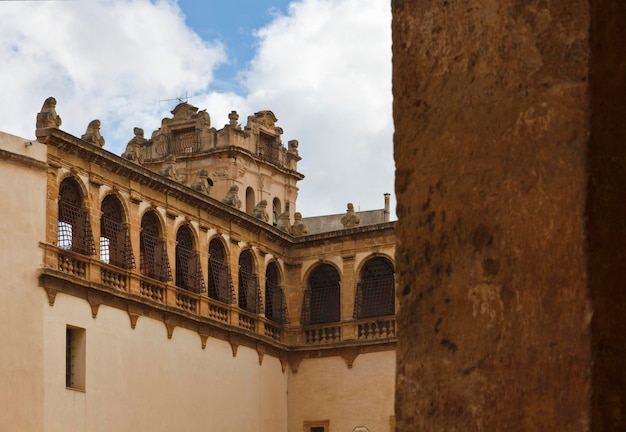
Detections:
[101, 264, 128, 291]
[357, 318, 396, 340]
[238, 310, 257, 332]
[58, 250, 88, 278]
[305, 325, 341, 344]
[45, 244, 396, 348]
[175, 290, 199, 313]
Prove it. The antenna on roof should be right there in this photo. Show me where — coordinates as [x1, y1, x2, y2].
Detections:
[159, 91, 193, 105]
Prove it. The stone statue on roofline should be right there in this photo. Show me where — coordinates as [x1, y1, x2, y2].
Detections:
[81, 119, 105, 147]
[159, 154, 178, 180]
[122, 127, 147, 163]
[291, 212, 308, 236]
[36, 97, 62, 129]
[191, 169, 212, 195]
[252, 200, 270, 223]
[222, 185, 242, 209]
[276, 211, 291, 232]
[341, 203, 360, 228]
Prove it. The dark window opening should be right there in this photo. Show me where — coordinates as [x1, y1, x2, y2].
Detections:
[208, 238, 234, 303]
[301, 264, 341, 325]
[265, 262, 289, 324]
[140, 211, 172, 282]
[175, 225, 204, 293]
[354, 257, 395, 319]
[238, 250, 261, 313]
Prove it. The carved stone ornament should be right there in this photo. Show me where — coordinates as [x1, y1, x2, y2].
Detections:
[222, 185, 242, 209]
[291, 212, 308, 236]
[191, 169, 212, 195]
[341, 203, 361, 227]
[36, 96, 62, 129]
[252, 199, 269, 222]
[159, 154, 178, 180]
[122, 127, 147, 163]
[81, 119, 105, 147]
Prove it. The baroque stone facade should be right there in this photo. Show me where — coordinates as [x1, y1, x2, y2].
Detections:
[0, 100, 396, 432]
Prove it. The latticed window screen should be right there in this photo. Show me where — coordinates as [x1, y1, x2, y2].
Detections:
[208, 238, 234, 303]
[139, 212, 171, 282]
[100, 196, 135, 269]
[175, 226, 205, 293]
[265, 262, 289, 324]
[301, 264, 341, 325]
[354, 257, 395, 319]
[238, 250, 261, 313]
[57, 178, 95, 255]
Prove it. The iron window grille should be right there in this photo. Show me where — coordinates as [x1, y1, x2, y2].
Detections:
[208, 239, 234, 304]
[140, 231, 172, 282]
[265, 263, 289, 324]
[100, 197, 135, 269]
[139, 212, 171, 282]
[353, 257, 395, 319]
[238, 251, 262, 314]
[301, 264, 341, 325]
[58, 201, 96, 256]
[175, 227, 205, 293]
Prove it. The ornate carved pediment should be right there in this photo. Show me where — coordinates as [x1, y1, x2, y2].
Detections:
[251, 110, 278, 128]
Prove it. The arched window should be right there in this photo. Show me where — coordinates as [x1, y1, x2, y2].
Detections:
[354, 257, 395, 319]
[265, 262, 289, 324]
[246, 187, 255, 214]
[57, 177, 95, 255]
[238, 250, 260, 313]
[208, 238, 234, 303]
[140, 211, 171, 282]
[100, 195, 134, 269]
[301, 264, 341, 325]
[175, 225, 204, 293]
[272, 197, 281, 226]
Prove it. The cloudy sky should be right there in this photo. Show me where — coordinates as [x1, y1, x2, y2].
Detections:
[1, 0, 393, 218]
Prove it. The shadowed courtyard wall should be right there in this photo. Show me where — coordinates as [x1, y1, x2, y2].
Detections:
[393, 0, 625, 430]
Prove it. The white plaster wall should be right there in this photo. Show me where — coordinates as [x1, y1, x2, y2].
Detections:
[0, 131, 47, 432]
[43, 295, 288, 432]
[288, 351, 396, 432]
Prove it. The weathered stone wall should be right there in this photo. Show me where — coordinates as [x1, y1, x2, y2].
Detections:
[393, 0, 601, 430]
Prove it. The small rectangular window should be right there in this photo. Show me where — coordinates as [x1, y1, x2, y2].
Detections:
[66, 326, 86, 391]
[304, 420, 329, 432]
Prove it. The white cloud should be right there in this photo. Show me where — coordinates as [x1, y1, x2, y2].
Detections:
[242, 0, 394, 216]
[0, 0, 393, 218]
[0, 0, 225, 147]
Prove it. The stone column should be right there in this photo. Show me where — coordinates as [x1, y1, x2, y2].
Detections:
[393, 0, 625, 430]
